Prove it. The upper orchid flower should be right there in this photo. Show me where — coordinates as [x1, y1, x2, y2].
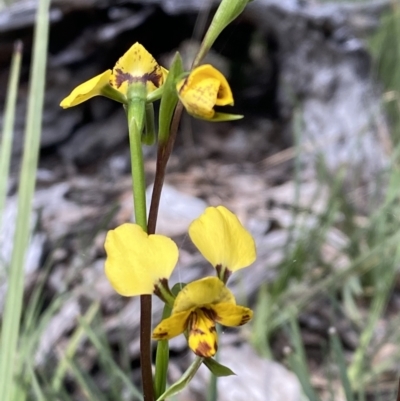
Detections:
[60, 43, 167, 109]
[176, 64, 242, 121]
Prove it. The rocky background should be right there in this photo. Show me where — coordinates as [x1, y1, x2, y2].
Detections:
[0, 0, 397, 400]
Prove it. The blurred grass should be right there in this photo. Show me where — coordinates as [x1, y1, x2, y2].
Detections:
[0, 0, 50, 399]
[369, 5, 400, 145]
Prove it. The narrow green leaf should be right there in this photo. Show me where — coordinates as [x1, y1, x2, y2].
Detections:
[203, 357, 235, 377]
[65, 358, 108, 401]
[158, 52, 183, 144]
[27, 363, 46, 401]
[286, 351, 319, 401]
[286, 315, 319, 401]
[78, 316, 143, 400]
[208, 112, 243, 122]
[156, 357, 203, 401]
[142, 102, 156, 145]
[0, 0, 51, 399]
[0, 41, 22, 223]
[329, 327, 355, 401]
[52, 302, 100, 392]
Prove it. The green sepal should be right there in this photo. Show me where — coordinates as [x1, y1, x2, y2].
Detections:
[142, 103, 156, 145]
[198, 112, 244, 122]
[147, 85, 164, 103]
[194, 0, 250, 66]
[100, 85, 127, 104]
[156, 357, 203, 401]
[158, 52, 184, 144]
[127, 82, 147, 132]
[203, 357, 236, 377]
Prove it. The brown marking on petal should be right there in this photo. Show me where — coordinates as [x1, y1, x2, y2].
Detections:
[215, 264, 222, 276]
[202, 307, 217, 322]
[216, 264, 232, 283]
[153, 331, 169, 339]
[153, 277, 169, 302]
[143, 67, 163, 88]
[239, 314, 251, 325]
[188, 311, 201, 334]
[113, 67, 163, 89]
[194, 341, 214, 357]
[113, 68, 132, 88]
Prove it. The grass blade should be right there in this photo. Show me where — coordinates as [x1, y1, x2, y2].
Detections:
[0, 40, 22, 222]
[51, 302, 100, 392]
[329, 327, 355, 401]
[0, 0, 50, 398]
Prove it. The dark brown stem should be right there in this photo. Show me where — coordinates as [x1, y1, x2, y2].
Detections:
[148, 102, 184, 234]
[140, 102, 183, 401]
[397, 377, 400, 401]
[140, 294, 154, 401]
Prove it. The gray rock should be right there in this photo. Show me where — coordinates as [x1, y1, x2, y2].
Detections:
[59, 108, 127, 165]
[145, 184, 207, 237]
[179, 343, 302, 401]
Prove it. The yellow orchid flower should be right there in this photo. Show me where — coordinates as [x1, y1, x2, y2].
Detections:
[110, 42, 168, 96]
[104, 223, 178, 297]
[189, 206, 256, 281]
[60, 43, 167, 108]
[60, 70, 116, 109]
[176, 64, 242, 121]
[152, 277, 252, 358]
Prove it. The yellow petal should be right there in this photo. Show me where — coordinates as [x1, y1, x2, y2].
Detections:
[212, 303, 253, 326]
[177, 75, 219, 119]
[187, 309, 218, 357]
[188, 206, 256, 272]
[172, 277, 235, 314]
[110, 42, 165, 95]
[176, 64, 234, 119]
[152, 310, 191, 340]
[104, 223, 178, 296]
[60, 70, 112, 108]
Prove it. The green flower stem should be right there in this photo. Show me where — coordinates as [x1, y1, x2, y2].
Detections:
[192, 0, 249, 68]
[156, 283, 175, 308]
[127, 101, 154, 401]
[127, 104, 147, 229]
[154, 302, 173, 399]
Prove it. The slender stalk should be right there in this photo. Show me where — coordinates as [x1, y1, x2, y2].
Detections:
[148, 102, 184, 234]
[397, 377, 400, 401]
[127, 103, 154, 401]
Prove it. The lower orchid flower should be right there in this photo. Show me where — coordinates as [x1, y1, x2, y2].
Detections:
[152, 276, 252, 358]
[104, 223, 178, 298]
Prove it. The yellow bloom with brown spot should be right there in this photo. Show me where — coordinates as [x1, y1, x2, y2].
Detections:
[152, 277, 252, 358]
[176, 64, 241, 121]
[189, 206, 256, 279]
[110, 42, 168, 96]
[60, 43, 166, 108]
[60, 70, 114, 109]
[104, 223, 178, 296]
